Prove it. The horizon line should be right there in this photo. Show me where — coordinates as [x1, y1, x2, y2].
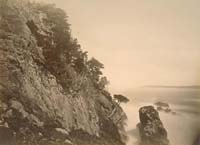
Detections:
[143, 85, 200, 89]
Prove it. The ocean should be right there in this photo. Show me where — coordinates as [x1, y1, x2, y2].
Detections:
[121, 87, 200, 145]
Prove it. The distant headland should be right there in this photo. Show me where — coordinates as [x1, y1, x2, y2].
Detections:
[144, 85, 200, 89]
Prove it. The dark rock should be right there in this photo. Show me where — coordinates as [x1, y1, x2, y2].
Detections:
[0, 126, 15, 145]
[155, 102, 174, 114]
[155, 102, 169, 108]
[138, 106, 169, 145]
[157, 106, 163, 111]
[164, 108, 172, 113]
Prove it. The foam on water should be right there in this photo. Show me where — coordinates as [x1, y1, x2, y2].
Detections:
[122, 88, 200, 145]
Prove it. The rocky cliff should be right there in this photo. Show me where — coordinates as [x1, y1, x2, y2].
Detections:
[0, 0, 127, 144]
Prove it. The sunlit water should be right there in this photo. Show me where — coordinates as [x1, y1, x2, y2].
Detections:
[121, 88, 200, 145]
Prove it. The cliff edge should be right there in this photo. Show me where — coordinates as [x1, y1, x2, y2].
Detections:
[0, 0, 127, 144]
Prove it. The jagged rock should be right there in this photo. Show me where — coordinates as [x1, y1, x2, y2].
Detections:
[138, 106, 169, 145]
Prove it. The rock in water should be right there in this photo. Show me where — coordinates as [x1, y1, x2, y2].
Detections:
[138, 106, 169, 145]
[154, 102, 169, 108]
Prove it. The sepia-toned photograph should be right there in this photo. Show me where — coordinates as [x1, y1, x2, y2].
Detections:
[0, 0, 200, 145]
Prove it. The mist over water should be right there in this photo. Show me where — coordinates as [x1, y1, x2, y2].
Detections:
[122, 88, 200, 145]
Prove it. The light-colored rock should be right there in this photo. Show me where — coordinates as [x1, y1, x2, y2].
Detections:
[64, 139, 73, 145]
[47, 128, 69, 140]
[55, 128, 69, 136]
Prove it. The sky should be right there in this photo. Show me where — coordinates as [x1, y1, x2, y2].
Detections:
[36, 0, 200, 92]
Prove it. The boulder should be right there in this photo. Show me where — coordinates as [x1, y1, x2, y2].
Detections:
[138, 106, 169, 145]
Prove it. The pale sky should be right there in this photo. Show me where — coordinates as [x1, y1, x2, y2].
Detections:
[36, 0, 200, 92]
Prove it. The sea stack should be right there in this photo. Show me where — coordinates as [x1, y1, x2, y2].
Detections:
[138, 106, 169, 145]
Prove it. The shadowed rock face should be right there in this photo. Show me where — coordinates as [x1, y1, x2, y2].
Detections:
[0, 126, 15, 145]
[138, 106, 169, 145]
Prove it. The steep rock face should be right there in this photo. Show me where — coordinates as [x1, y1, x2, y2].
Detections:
[0, 0, 127, 144]
[138, 106, 169, 145]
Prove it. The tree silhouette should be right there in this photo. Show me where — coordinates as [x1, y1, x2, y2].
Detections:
[114, 94, 129, 104]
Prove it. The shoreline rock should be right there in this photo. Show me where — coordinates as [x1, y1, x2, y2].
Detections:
[155, 101, 177, 115]
[138, 106, 169, 145]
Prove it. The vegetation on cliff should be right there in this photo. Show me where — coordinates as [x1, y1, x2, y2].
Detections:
[0, 0, 127, 145]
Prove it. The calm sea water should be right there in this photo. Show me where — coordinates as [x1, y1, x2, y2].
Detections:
[122, 88, 200, 145]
